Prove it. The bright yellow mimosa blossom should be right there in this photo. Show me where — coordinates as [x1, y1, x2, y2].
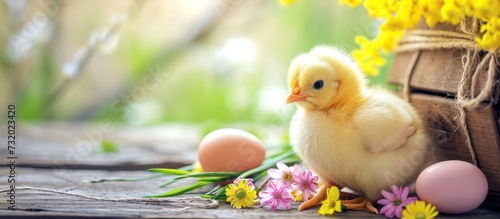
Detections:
[339, 0, 500, 76]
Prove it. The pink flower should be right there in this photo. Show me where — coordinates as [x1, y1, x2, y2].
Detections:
[233, 177, 254, 188]
[292, 168, 318, 201]
[258, 180, 294, 210]
[377, 185, 418, 218]
[267, 161, 301, 185]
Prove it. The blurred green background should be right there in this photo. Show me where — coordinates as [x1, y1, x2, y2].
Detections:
[0, 0, 392, 128]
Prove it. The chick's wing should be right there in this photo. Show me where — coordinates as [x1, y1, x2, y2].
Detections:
[352, 90, 417, 153]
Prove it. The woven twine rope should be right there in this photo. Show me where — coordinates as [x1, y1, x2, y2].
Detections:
[396, 19, 499, 167]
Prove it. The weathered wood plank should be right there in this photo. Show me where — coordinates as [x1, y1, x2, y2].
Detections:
[467, 106, 500, 193]
[388, 49, 468, 95]
[410, 94, 500, 193]
[410, 94, 475, 163]
[1, 168, 499, 218]
[0, 124, 201, 170]
[388, 21, 494, 99]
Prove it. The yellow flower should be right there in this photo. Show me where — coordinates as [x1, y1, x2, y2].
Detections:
[192, 161, 203, 173]
[279, 0, 296, 6]
[225, 179, 257, 209]
[418, 0, 445, 27]
[339, 0, 500, 74]
[364, 0, 394, 18]
[318, 186, 342, 215]
[441, 0, 463, 25]
[476, 17, 500, 50]
[291, 189, 303, 202]
[402, 200, 439, 219]
[376, 29, 402, 53]
[339, 0, 363, 7]
[396, 0, 421, 29]
[466, 0, 500, 20]
[352, 35, 388, 76]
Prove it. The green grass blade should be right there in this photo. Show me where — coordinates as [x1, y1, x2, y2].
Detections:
[204, 185, 222, 196]
[148, 168, 192, 175]
[210, 185, 229, 200]
[146, 181, 212, 198]
[86, 173, 166, 183]
[158, 178, 180, 188]
[252, 170, 268, 182]
[239, 149, 296, 178]
[197, 176, 229, 182]
[172, 171, 241, 180]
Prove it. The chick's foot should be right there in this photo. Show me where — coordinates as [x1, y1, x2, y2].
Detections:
[341, 196, 378, 214]
[298, 182, 335, 210]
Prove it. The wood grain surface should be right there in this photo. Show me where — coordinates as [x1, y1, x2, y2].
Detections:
[0, 124, 499, 218]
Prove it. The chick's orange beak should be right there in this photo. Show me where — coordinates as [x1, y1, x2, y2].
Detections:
[286, 92, 309, 104]
[286, 78, 309, 104]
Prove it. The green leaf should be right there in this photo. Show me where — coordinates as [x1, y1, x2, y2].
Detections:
[341, 204, 348, 212]
[204, 185, 222, 196]
[210, 185, 229, 200]
[197, 176, 229, 182]
[158, 178, 180, 188]
[202, 184, 228, 200]
[252, 170, 268, 182]
[99, 140, 120, 153]
[239, 149, 296, 178]
[148, 168, 192, 175]
[172, 171, 241, 180]
[146, 181, 212, 198]
[156, 171, 238, 188]
[200, 194, 213, 199]
[150, 144, 301, 199]
[87, 173, 166, 183]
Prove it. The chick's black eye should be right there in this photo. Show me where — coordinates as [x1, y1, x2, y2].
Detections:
[313, 80, 324, 90]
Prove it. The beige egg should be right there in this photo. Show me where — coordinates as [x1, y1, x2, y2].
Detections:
[198, 128, 266, 172]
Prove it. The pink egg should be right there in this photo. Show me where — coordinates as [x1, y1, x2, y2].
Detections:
[416, 160, 488, 214]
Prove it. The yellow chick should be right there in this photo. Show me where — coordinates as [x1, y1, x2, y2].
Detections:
[286, 46, 435, 213]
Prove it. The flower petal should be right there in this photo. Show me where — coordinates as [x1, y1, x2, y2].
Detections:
[429, 208, 439, 218]
[395, 205, 403, 218]
[334, 201, 342, 212]
[416, 200, 425, 210]
[318, 204, 334, 215]
[276, 161, 289, 171]
[390, 185, 401, 198]
[290, 163, 303, 174]
[381, 190, 396, 200]
[267, 168, 283, 179]
[385, 205, 396, 218]
[258, 190, 269, 198]
[377, 199, 392, 205]
[260, 195, 272, 206]
[400, 186, 410, 199]
[324, 186, 338, 201]
[379, 204, 392, 215]
[270, 199, 279, 210]
[402, 197, 418, 206]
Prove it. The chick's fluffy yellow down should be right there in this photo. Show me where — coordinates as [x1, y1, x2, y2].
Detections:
[287, 46, 434, 201]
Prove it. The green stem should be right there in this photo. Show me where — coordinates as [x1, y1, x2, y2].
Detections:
[87, 173, 166, 183]
[158, 178, 179, 188]
[175, 172, 242, 179]
[239, 149, 296, 178]
[146, 181, 212, 198]
[148, 168, 192, 175]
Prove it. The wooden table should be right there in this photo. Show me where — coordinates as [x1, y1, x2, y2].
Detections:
[1, 124, 499, 218]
